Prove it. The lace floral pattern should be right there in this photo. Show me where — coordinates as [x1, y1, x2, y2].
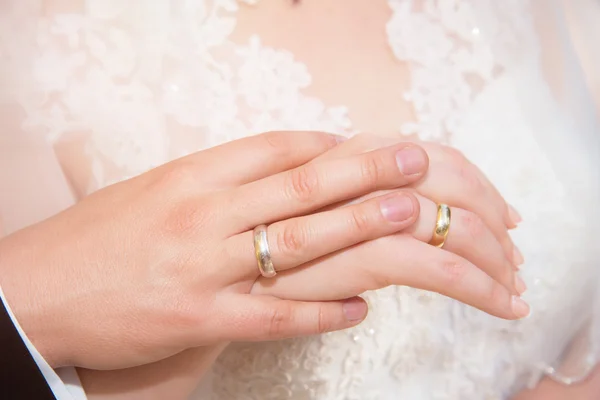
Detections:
[1, 1, 599, 399]
[5, 0, 351, 190]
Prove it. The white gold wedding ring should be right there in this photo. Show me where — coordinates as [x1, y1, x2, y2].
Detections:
[253, 224, 276, 278]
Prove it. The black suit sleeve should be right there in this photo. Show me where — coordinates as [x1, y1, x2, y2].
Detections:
[0, 295, 56, 399]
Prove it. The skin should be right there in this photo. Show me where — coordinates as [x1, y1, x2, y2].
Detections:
[0, 1, 596, 398]
[0, 132, 591, 399]
[76, 134, 598, 400]
[59, 132, 526, 399]
[0, 131, 526, 371]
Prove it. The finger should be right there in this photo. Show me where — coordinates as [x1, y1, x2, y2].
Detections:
[507, 204, 523, 226]
[298, 190, 519, 294]
[471, 164, 516, 228]
[226, 191, 419, 278]
[222, 143, 429, 233]
[314, 133, 398, 161]
[207, 295, 368, 342]
[318, 136, 515, 231]
[175, 131, 342, 188]
[417, 143, 514, 229]
[252, 236, 530, 320]
[411, 162, 519, 267]
[405, 195, 523, 295]
[313, 137, 522, 268]
[462, 160, 516, 229]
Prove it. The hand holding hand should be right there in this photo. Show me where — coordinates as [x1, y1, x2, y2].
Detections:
[0, 131, 428, 370]
[252, 134, 529, 319]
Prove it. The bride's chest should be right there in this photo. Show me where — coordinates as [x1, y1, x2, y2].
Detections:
[14, 0, 537, 193]
[27, 0, 413, 192]
[230, 0, 415, 135]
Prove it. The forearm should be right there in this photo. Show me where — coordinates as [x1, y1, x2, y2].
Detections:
[78, 344, 227, 400]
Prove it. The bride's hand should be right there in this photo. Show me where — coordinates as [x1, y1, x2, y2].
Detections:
[0, 131, 429, 370]
[251, 134, 529, 320]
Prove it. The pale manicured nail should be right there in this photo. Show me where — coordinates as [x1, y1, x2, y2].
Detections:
[380, 194, 414, 222]
[508, 205, 522, 225]
[396, 146, 427, 175]
[511, 296, 530, 319]
[513, 246, 524, 268]
[343, 298, 368, 322]
[514, 275, 527, 295]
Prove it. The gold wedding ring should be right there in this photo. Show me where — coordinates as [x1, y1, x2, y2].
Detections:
[253, 224, 276, 278]
[429, 204, 451, 248]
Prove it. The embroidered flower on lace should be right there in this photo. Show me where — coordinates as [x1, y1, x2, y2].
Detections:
[387, 0, 534, 141]
[12, 0, 350, 192]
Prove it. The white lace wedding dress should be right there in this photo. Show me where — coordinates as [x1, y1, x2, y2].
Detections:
[1, 1, 600, 399]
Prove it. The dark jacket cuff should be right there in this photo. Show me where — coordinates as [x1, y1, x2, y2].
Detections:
[0, 294, 56, 399]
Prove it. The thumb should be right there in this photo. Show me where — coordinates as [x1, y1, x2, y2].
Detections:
[212, 295, 368, 342]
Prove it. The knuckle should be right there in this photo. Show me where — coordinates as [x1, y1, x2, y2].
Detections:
[262, 132, 291, 155]
[152, 161, 198, 192]
[456, 164, 485, 195]
[262, 131, 294, 159]
[265, 303, 293, 338]
[501, 263, 515, 289]
[316, 304, 331, 334]
[370, 271, 394, 291]
[160, 294, 207, 339]
[276, 220, 310, 258]
[311, 131, 339, 150]
[486, 281, 506, 308]
[460, 211, 486, 242]
[442, 146, 467, 163]
[286, 164, 320, 202]
[359, 154, 386, 190]
[349, 207, 373, 234]
[363, 236, 399, 289]
[438, 258, 469, 286]
[161, 199, 211, 237]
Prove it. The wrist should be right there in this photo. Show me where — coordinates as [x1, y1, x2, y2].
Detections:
[0, 232, 68, 368]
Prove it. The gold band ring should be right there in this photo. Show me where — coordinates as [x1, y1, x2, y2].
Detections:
[429, 204, 451, 248]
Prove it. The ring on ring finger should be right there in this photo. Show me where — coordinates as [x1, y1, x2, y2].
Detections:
[429, 204, 451, 248]
[253, 224, 276, 278]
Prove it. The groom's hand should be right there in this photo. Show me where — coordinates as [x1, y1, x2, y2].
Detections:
[0, 131, 428, 370]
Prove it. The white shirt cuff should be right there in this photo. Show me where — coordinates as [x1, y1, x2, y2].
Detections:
[0, 285, 87, 400]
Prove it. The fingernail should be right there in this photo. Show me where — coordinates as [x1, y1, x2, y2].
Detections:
[380, 194, 414, 222]
[513, 246, 524, 268]
[511, 296, 530, 319]
[396, 146, 427, 176]
[343, 298, 368, 322]
[514, 274, 527, 295]
[508, 205, 522, 225]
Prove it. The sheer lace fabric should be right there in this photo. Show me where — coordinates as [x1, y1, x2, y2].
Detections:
[1, 1, 599, 399]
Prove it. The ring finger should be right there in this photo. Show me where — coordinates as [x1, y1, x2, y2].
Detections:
[314, 189, 520, 295]
[315, 136, 519, 266]
[411, 163, 518, 267]
[220, 143, 429, 234]
[340, 193, 521, 295]
[406, 195, 523, 295]
[252, 236, 529, 320]
[225, 190, 420, 279]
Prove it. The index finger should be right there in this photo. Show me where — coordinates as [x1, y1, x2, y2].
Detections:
[221, 143, 429, 233]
